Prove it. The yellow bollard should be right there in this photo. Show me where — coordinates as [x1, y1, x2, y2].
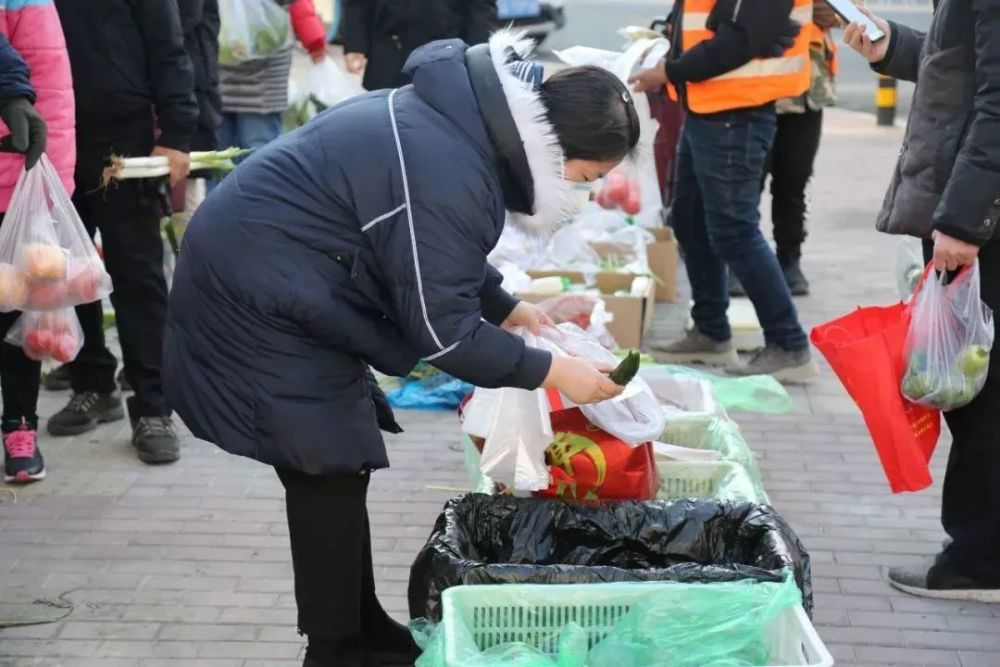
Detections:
[876, 75, 897, 126]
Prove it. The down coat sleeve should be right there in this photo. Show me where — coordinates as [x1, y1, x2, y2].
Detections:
[0, 33, 33, 102]
[932, 1, 1000, 245]
[871, 21, 925, 83]
[363, 199, 551, 391]
[480, 263, 519, 327]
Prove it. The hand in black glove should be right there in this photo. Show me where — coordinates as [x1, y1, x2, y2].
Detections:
[0, 97, 47, 170]
[762, 20, 802, 58]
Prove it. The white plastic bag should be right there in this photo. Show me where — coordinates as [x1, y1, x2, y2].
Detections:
[306, 57, 365, 111]
[0, 157, 111, 313]
[538, 324, 665, 443]
[901, 262, 994, 411]
[475, 386, 553, 493]
[218, 0, 292, 65]
[5, 308, 83, 363]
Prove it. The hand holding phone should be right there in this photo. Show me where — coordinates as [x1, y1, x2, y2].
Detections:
[828, 0, 887, 42]
[841, 4, 892, 64]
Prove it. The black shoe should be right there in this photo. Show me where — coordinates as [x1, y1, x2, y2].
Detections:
[304, 636, 377, 667]
[367, 620, 420, 665]
[888, 565, 1000, 603]
[42, 364, 71, 392]
[131, 416, 180, 464]
[47, 392, 125, 436]
[3, 423, 45, 484]
[117, 368, 132, 393]
[781, 258, 810, 296]
[728, 270, 747, 297]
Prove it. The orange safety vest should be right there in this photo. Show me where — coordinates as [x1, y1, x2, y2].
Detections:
[668, 0, 814, 114]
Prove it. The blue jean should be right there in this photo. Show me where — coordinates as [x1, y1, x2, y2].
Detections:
[671, 106, 808, 351]
[208, 112, 283, 192]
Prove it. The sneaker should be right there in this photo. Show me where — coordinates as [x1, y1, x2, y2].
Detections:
[3, 424, 45, 484]
[42, 364, 72, 391]
[888, 566, 1000, 603]
[729, 270, 747, 298]
[652, 328, 739, 366]
[781, 258, 810, 296]
[725, 345, 819, 383]
[117, 369, 132, 393]
[47, 392, 125, 436]
[132, 416, 179, 464]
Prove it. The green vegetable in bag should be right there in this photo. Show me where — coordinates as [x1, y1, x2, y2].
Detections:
[609, 350, 640, 385]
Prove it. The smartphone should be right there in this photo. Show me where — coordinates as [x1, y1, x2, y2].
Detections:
[825, 0, 887, 42]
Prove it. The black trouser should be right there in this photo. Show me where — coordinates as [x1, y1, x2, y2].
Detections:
[276, 467, 383, 642]
[0, 211, 40, 432]
[923, 240, 1000, 584]
[69, 138, 170, 417]
[763, 108, 824, 264]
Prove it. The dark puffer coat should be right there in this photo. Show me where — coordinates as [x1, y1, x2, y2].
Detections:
[875, 0, 1000, 245]
[164, 31, 571, 475]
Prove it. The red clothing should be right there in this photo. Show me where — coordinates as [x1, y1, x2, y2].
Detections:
[290, 0, 325, 53]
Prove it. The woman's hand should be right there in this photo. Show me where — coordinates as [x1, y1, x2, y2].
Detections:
[628, 59, 668, 93]
[932, 231, 980, 272]
[309, 43, 329, 64]
[843, 7, 891, 63]
[502, 301, 554, 336]
[542, 355, 624, 405]
[345, 52, 367, 75]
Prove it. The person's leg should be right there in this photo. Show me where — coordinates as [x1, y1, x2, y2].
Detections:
[770, 108, 823, 294]
[654, 124, 738, 365]
[0, 309, 44, 483]
[233, 112, 284, 152]
[890, 243, 1000, 600]
[276, 467, 373, 663]
[686, 107, 814, 380]
[47, 155, 123, 437]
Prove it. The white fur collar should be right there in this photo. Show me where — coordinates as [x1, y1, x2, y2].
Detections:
[488, 30, 573, 237]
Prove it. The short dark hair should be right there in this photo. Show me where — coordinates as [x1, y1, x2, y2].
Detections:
[540, 66, 641, 163]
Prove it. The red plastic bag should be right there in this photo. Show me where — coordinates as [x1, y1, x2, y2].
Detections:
[811, 302, 941, 493]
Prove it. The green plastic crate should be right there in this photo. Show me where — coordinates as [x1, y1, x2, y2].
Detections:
[657, 460, 765, 504]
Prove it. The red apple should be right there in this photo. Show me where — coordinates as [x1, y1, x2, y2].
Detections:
[595, 187, 614, 210]
[24, 329, 54, 360]
[51, 333, 79, 363]
[606, 173, 628, 203]
[22, 243, 67, 281]
[27, 280, 69, 310]
[622, 192, 641, 215]
[0, 263, 28, 310]
[67, 261, 105, 303]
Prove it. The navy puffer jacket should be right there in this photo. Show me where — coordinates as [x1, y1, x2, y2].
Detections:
[164, 31, 572, 475]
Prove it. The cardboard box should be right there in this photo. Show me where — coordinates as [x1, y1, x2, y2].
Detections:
[646, 227, 679, 302]
[518, 275, 656, 349]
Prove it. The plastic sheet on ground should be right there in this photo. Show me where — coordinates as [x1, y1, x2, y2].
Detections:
[411, 575, 802, 667]
[641, 364, 793, 414]
[408, 494, 812, 623]
[385, 363, 472, 411]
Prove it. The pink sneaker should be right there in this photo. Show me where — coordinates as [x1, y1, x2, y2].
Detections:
[3, 424, 45, 484]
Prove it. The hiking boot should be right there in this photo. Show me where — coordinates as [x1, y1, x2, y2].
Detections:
[132, 416, 179, 464]
[42, 364, 71, 392]
[117, 369, 132, 393]
[781, 258, 810, 296]
[47, 392, 125, 436]
[652, 329, 738, 366]
[3, 423, 44, 484]
[728, 270, 747, 297]
[725, 345, 819, 383]
[888, 566, 1000, 603]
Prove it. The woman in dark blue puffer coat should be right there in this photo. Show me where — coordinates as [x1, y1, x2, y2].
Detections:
[164, 30, 639, 667]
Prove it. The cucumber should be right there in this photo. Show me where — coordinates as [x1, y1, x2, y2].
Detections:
[609, 350, 640, 386]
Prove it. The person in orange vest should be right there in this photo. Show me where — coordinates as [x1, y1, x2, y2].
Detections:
[730, 1, 841, 298]
[631, 0, 818, 382]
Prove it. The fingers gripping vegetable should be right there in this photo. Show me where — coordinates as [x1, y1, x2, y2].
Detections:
[609, 350, 640, 386]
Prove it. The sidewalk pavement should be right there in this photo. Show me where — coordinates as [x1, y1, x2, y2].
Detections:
[2, 108, 998, 667]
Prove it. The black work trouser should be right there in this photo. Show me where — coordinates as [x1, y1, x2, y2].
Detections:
[0, 211, 40, 431]
[69, 137, 170, 417]
[763, 108, 824, 264]
[276, 467, 383, 641]
[923, 240, 1000, 584]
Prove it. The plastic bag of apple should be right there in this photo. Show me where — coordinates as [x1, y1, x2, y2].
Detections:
[0, 156, 111, 313]
[5, 308, 83, 363]
[595, 168, 642, 215]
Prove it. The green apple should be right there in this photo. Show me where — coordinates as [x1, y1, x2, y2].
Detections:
[957, 345, 990, 378]
[902, 372, 932, 401]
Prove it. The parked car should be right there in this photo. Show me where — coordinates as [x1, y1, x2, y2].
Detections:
[499, 0, 566, 46]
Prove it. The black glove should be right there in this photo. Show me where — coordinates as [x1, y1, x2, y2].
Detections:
[762, 20, 802, 58]
[0, 97, 47, 170]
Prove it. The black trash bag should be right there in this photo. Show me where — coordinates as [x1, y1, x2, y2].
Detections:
[408, 494, 812, 623]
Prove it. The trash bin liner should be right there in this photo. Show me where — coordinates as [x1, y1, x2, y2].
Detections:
[408, 494, 812, 623]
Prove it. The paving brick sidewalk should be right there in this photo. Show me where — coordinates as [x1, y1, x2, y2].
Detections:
[2, 108, 999, 666]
